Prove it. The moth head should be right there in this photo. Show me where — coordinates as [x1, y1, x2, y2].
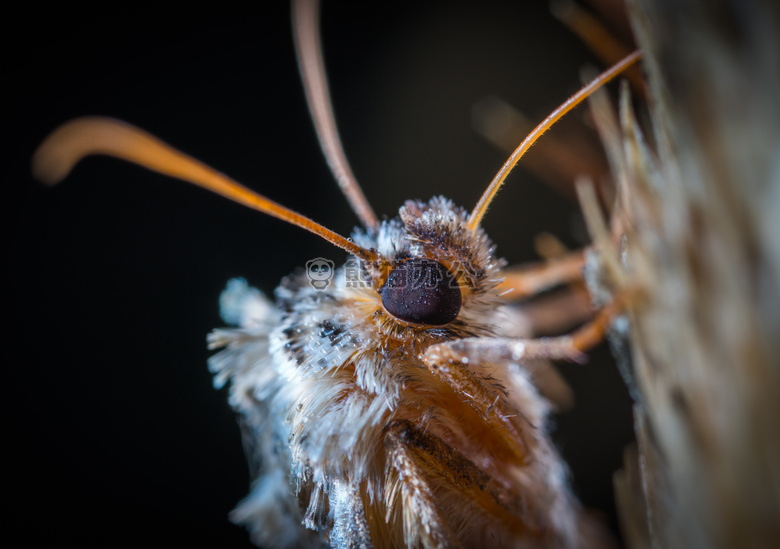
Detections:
[354, 196, 502, 332]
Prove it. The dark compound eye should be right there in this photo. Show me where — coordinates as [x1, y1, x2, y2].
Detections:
[380, 258, 461, 326]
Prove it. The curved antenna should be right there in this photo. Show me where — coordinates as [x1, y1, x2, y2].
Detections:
[32, 117, 379, 262]
[467, 50, 642, 232]
[292, 0, 379, 230]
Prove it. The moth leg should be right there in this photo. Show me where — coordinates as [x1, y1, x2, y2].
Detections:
[498, 249, 585, 301]
[384, 420, 538, 548]
[419, 349, 536, 467]
[329, 480, 373, 549]
[384, 420, 458, 549]
[426, 290, 632, 367]
[417, 304, 612, 471]
[514, 281, 594, 337]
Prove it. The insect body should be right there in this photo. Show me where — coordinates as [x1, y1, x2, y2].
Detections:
[208, 198, 590, 548]
[32, 1, 639, 546]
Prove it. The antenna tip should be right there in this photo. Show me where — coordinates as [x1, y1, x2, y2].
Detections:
[31, 117, 103, 186]
[32, 143, 71, 185]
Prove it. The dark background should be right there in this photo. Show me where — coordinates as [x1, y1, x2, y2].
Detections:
[12, 2, 634, 547]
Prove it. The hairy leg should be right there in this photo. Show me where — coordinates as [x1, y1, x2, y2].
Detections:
[426, 291, 630, 369]
[497, 250, 585, 301]
[384, 420, 543, 548]
[329, 480, 373, 549]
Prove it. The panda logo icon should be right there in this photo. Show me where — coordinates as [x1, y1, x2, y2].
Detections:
[306, 257, 335, 291]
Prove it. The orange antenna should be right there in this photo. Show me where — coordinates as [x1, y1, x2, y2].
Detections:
[467, 50, 642, 232]
[32, 117, 379, 262]
[292, 0, 379, 230]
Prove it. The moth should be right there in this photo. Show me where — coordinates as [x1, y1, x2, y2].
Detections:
[31, 1, 639, 547]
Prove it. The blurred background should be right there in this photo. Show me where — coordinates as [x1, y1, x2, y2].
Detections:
[12, 2, 634, 546]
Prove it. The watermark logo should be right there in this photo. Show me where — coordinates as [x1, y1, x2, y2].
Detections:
[383, 258, 463, 291]
[305, 257, 469, 291]
[306, 257, 335, 291]
[345, 258, 372, 288]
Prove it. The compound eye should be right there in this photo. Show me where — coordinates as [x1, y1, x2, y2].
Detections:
[380, 258, 461, 326]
